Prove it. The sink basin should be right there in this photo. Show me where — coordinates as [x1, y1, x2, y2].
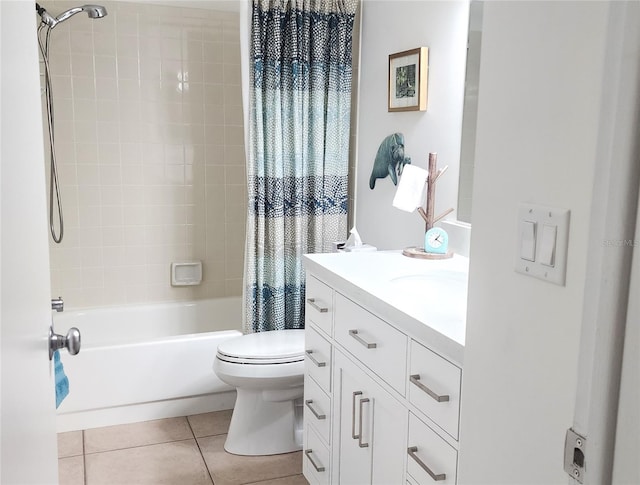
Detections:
[386, 270, 468, 323]
[389, 270, 467, 296]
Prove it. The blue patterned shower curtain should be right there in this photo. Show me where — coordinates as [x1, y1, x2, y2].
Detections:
[245, 0, 357, 333]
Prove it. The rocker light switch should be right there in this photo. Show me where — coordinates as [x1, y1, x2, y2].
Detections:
[539, 224, 557, 267]
[515, 203, 570, 285]
[520, 221, 536, 261]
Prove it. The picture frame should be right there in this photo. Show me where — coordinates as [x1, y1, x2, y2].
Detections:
[388, 47, 429, 112]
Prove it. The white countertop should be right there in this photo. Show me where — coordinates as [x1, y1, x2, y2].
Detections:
[303, 250, 468, 365]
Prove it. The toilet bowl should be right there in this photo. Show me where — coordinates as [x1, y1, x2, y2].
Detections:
[213, 329, 305, 456]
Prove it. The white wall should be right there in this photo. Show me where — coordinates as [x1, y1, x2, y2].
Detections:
[459, 2, 610, 483]
[354, 1, 469, 250]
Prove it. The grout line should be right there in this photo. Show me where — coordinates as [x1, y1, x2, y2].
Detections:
[185, 415, 196, 439]
[185, 418, 197, 439]
[187, 417, 216, 485]
[82, 430, 88, 485]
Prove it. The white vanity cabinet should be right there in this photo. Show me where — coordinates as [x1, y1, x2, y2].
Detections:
[302, 252, 467, 485]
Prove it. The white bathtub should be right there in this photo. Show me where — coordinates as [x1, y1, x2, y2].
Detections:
[54, 298, 242, 432]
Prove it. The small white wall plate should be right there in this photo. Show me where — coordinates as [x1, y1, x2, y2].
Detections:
[515, 203, 570, 286]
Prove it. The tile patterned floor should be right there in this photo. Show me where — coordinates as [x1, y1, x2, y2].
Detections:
[58, 410, 309, 485]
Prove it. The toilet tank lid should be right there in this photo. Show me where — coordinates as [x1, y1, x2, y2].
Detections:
[217, 329, 305, 360]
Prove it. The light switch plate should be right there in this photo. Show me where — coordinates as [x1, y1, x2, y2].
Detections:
[515, 203, 570, 285]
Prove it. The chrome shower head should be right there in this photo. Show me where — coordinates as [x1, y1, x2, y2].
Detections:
[78, 4, 108, 19]
[36, 3, 108, 29]
[54, 4, 108, 25]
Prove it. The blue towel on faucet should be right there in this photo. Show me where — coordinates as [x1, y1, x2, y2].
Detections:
[54, 350, 69, 408]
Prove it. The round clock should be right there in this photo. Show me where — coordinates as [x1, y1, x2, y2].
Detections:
[424, 227, 449, 255]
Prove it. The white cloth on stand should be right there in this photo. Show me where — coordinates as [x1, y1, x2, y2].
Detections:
[392, 164, 428, 212]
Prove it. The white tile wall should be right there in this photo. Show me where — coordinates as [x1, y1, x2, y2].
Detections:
[41, 0, 246, 309]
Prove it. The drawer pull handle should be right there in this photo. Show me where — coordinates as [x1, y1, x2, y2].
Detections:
[304, 449, 326, 472]
[410, 374, 450, 403]
[307, 298, 329, 313]
[408, 446, 446, 481]
[349, 329, 377, 349]
[305, 399, 326, 420]
[351, 391, 363, 440]
[305, 350, 326, 367]
[358, 397, 371, 448]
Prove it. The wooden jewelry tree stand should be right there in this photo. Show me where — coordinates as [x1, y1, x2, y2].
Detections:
[402, 152, 455, 260]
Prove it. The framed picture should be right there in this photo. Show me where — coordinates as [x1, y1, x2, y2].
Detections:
[388, 47, 429, 112]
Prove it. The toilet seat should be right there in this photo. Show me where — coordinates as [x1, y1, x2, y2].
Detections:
[216, 329, 304, 365]
[216, 352, 304, 365]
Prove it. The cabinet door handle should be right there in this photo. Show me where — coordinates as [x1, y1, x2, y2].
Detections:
[351, 391, 363, 440]
[349, 329, 377, 349]
[304, 449, 326, 472]
[305, 399, 326, 420]
[307, 298, 328, 313]
[408, 446, 446, 481]
[358, 397, 370, 448]
[410, 374, 450, 403]
[305, 350, 326, 367]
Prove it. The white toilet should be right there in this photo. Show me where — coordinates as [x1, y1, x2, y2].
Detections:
[213, 329, 305, 456]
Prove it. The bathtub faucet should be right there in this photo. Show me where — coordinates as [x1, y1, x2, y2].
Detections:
[51, 297, 64, 312]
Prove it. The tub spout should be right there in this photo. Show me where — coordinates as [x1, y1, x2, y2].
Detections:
[51, 297, 64, 312]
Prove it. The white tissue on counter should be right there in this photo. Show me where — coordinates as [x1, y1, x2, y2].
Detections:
[342, 227, 377, 252]
[345, 227, 362, 246]
[392, 164, 428, 212]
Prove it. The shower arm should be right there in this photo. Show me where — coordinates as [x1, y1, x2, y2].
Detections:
[55, 6, 85, 24]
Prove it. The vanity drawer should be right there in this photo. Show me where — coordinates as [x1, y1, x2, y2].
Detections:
[334, 294, 408, 395]
[407, 413, 457, 485]
[409, 340, 461, 440]
[305, 325, 332, 392]
[306, 276, 334, 336]
[303, 425, 331, 485]
[303, 374, 331, 445]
